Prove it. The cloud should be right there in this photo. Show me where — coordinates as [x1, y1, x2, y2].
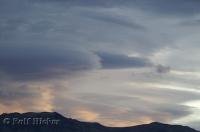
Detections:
[84, 11, 145, 30]
[29, 0, 200, 16]
[54, 91, 192, 127]
[0, 81, 56, 113]
[61, 68, 200, 126]
[179, 19, 200, 26]
[128, 0, 200, 16]
[1, 0, 200, 130]
[156, 64, 170, 74]
[0, 46, 100, 80]
[97, 52, 152, 69]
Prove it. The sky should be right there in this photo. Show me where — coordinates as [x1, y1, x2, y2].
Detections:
[1, 0, 200, 130]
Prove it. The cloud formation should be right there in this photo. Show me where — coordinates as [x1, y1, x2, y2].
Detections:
[1, 0, 200, 130]
[0, 45, 100, 80]
[97, 52, 151, 69]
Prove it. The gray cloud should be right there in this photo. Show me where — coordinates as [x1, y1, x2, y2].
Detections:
[84, 11, 145, 30]
[0, 46, 100, 80]
[54, 92, 192, 126]
[29, 0, 200, 16]
[97, 52, 152, 69]
[156, 64, 170, 74]
[179, 19, 200, 26]
[128, 0, 200, 16]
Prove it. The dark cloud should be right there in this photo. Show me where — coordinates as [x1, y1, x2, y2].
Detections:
[97, 52, 152, 69]
[28, 0, 113, 7]
[0, 46, 100, 80]
[84, 12, 145, 30]
[0, 0, 186, 57]
[29, 0, 200, 16]
[156, 64, 170, 74]
[129, 0, 200, 16]
[27, 20, 55, 33]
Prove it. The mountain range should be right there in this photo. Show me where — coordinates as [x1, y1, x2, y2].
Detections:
[0, 112, 198, 132]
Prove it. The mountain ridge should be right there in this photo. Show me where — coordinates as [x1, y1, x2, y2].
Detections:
[0, 112, 199, 132]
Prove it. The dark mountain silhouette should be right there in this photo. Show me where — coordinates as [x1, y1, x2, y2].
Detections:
[0, 112, 198, 132]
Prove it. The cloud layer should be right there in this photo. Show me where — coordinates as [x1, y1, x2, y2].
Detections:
[1, 0, 200, 130]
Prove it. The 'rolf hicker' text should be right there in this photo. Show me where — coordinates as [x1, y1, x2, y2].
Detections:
[2, 117, 60, 125]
